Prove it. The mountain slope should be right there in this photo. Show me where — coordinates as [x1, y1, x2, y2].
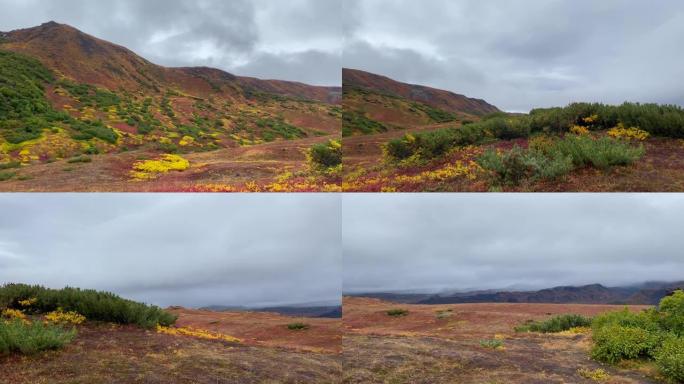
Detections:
[0, 22, 341, 184]
[1, 21, 340, 103]
[343, 68, 499, 116]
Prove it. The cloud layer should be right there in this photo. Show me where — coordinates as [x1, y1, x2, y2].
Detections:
[344, 0, 684, 111]
[0, 194, 341, 308]
[343, 194, 684, 294]
[0, 0, 341, 85]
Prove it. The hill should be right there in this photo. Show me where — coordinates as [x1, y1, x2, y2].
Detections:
[0, 22, 341, 192]
[200, 305, 343, 318]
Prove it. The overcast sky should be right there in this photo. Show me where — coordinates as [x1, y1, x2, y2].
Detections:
[0, 194, 341, 308]
[343, 0, 684, 112]
[0, 0, 341, 86]
[343, 194, 684, 294]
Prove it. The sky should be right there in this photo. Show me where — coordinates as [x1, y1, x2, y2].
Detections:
[0, 0, 341, 86]
[343, 0, 684, 112]
[0, 194, 341, 308]
[343, 194, 684, 294]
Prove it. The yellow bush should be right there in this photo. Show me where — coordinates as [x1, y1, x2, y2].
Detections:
[570, 125, 590, 135]
[2, 308, 27, 321]
[583, 114, 599, 125]
[44, 309, 86, 325]
[18, 298, 37, 307]
[178, 136, 195, 146]
[130, 154, 190, 180]
[156, 325, 241, 343]
[607, 123, 650, 141]
[577, 368, 610, 382]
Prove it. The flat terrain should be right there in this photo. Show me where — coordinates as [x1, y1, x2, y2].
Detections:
[343, 297, 658, 383]
[0, 310, 342, 383]
[0, 134, 340, 192]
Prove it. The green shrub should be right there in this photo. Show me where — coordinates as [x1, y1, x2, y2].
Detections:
[654, 335, 684, 382]
[0, 319, 76, 356]
[479, 338, 504, 349]
[0, 171, 15, 181]
[71, 120, 118, 144]
[659, 290, 684, 336]
[516, 314, 592, 333]
[0, 284, 176, 329]
[342, 110, 387, 136]
[553, 135, 644, 169]
[286, 322, 310, 330]
[0, 161, 20, 170]
[386, 309, 409, 317]
[591, 324, 661, 364]
[67, 156, 92, 164]
[307, 139, 342, 172]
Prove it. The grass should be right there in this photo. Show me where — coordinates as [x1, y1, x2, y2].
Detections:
[479, 338, 504, 349]
[386, 309, 409, 317]
[0, 171, 15, 181]
[515, 314, 593, 333]
[343, 110, 387, 136]
[577, 368, 610, 382]
[0, 319, 76, 356]
[0, 161, 20, 170]
[287, 322, 310, 331]
[0, 283, 176, 329]
[67, 155, 92, 164]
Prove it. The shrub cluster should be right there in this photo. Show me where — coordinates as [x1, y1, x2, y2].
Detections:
[386, 309, 409, 317]
[0, 319, 76, 356]
[0, 283, 176, 329]
[342, 110, 387, 137]
[307, 139, 342, 173]
[383, 102, 684, 164]
[477, 135, 644, 186]
[590, 290, 684, 382]
[515, 314, 592, 333]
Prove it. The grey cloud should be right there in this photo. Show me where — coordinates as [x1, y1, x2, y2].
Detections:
[0, 194, 341, 308]
[344, 0, 684, 111]
[343, 194, 684, 294]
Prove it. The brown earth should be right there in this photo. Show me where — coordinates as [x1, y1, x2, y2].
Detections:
[343, 297, 660, 384]
[0, 309, 342, 384]
[169, 308, 341, 354]
[0, 134, 339, 192]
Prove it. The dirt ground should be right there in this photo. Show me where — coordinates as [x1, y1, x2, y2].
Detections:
[342, 297, 660, 384]
[0, 310, 342, 384]
[0, 135, 338, 192]
[169, 307, 341, 353]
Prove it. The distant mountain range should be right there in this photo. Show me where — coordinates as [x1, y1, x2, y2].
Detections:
[201, 305, 342, 318]
[349, 281, 684, 306]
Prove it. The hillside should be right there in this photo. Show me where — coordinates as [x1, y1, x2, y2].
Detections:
[343, 68, 499, 117]
[0, 22, 341, 192]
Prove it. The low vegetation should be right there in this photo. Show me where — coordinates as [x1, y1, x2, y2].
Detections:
[130, 154, 190, 180]
[307, 139, 342, 174]
[386, 309, 409, 317]
[286, 322, 310, 331]
[0, 283, 176, 329]
[514, 291, 684, 382]
[343, 110, 387, 136]
[515, 314, 592, 333]
[0, 319, 76, 356]
[478, 135, 644, 186]
[479, 338, 504, 350]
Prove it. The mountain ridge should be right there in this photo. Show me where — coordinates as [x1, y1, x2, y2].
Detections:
[1, 21, 340, 104]
[343, 67, 499, 116]
[349, 281, 684, 306]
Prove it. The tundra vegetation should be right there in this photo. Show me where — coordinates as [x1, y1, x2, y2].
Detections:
[516, 291, 684, 382]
